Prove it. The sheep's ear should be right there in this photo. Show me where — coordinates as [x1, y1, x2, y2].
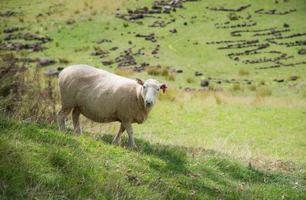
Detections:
[160, 84, 167, 93]
[136, 78, 144, 86]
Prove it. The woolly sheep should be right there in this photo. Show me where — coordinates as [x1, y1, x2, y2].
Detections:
[57, 64, 167, 148]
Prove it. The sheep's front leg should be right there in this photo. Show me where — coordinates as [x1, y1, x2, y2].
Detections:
[57, 107, 72, 131]
[72, 107, 82, 135]
[123, 122, 136, 149]
[112, 123, 125, 145]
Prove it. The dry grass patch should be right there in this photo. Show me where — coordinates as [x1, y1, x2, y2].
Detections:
[114, 68, 134, 77]
[238, 69, 250, 76]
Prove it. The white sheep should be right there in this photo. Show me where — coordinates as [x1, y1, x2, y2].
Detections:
[57, 64, 167, 148]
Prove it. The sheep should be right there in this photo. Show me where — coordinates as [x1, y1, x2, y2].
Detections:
[57, 64, 167, 148]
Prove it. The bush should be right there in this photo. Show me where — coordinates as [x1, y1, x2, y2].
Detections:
[147, 66, 161, 76]
[0, 55, 58, 123]
[248, 84, 257, 91]
[161, 68, 169, 77]
[232, 83, 243, 91]
[186, 77, 195, 83]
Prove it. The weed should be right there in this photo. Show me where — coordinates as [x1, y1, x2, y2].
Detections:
[232, 84, 243, 91]
[161, 68, 169, 77]
[186, 77, 195, 83]
[147, 66, 161, 76]
[249, 84, 257, 91]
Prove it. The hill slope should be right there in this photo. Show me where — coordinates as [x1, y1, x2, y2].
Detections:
[1, 0, 306, 97]
[0, 119, 305, 199]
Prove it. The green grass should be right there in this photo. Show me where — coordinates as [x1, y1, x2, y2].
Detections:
[0, 118, 305, 199]
[1, 0, 306, 199]
[1, 0, 306, 97]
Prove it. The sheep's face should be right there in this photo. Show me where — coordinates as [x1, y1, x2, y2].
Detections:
[137, 79, 167, 108]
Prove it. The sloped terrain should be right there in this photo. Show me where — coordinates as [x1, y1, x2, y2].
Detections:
[0, 119, 305, 199]
[1, 0, 306, 199]
[1, 0, 306, 96]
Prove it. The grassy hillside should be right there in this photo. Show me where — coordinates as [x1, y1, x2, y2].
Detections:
[1, 0, 306, 199]
[1, 0, 306, 97]
[0, 119, 305, 199]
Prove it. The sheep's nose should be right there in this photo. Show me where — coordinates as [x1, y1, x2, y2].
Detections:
[146, 100, 152, 107]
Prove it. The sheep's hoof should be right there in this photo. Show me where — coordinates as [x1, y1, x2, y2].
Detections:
[112, 139, 121, 146]
[128, 143, 137, 150]
[73, 129, 82, 135]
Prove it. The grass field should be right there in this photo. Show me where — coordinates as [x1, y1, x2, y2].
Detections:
[1, 0, 306, 199]
[1, 119, 305, 199]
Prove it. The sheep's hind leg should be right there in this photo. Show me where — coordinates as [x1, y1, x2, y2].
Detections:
[112, 123, 126, 145]
[123, 122, 136, 149]
[57, 107, 72, 131]
[72, 107, 82, 135]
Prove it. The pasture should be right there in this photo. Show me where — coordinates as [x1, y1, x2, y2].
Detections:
[0, 0, 306, 199]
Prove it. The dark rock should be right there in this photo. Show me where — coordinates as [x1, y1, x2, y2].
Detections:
[115, 49, 137, 67]
[128, 41, 132, 45]
[184, 87, 196, 92]
[195, 71, 203, 76]
[0, 42, 45, 51]
[133, 62, 149, 72]
[0, 10, 16, 17]
[283, 23, 290, 28]
[163, 6, 172, 13]
[176, 69, 183, 73]
[91, 48, 109, 57]
[4, 32, 52, 43]
[58, 58, 70, 64]
[37, 57, 56, 67]
[200, 79, 209, 87]
[96, 39, 112, 44]
[3, 27, 21, 33]
[44, 68, 59, 77]
[298, 49, 306, 55]
[273, 79, 284, 83]
[126, 174, 141, 186]
[228, 13, 239, 21]
[66, 19, 76, 25]
[110, 47, 119, 51]
[183, 22, 188, 26]
[135, 33, 156, 43]
[152, 49, 158, 54]
[290, 75, 299, 81]
[102, 61, 114, 66]
[169, 28, 177, 33]
[206, 4, 251, 12]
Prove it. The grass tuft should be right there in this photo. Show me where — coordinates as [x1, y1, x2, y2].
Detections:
[239, 69, 250, 76]
[114, 68, 134, 77]
[256, 87, 272, 97]
[186, 77, 195, 83]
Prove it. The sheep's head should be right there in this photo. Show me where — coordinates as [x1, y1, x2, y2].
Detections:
[136, 78, 167, 108]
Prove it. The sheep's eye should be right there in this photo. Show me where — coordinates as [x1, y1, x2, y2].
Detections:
[143, 85, 147, 89]
[157, 88, 160, 91]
